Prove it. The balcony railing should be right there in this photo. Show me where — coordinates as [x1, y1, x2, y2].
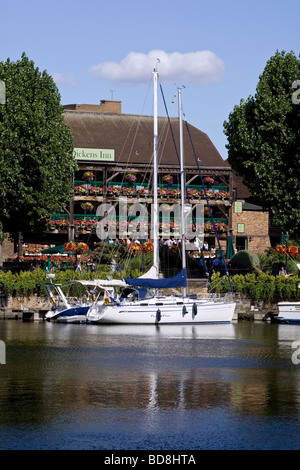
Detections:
[48, 214, 228, 235]
[73, 180, 229, 200]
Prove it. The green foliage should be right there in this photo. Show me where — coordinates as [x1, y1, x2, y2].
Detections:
[0, 53, 77, 237]
[230, 250, 261, 273]
[224, 51, 300, 238]
[0, 266, 113, 298]
[259, 246, 299, 274]
[211, 271, 300, 303]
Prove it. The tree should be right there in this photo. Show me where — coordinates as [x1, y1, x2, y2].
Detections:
[0, 53, 77, 243]
[224, 50, 300, 239]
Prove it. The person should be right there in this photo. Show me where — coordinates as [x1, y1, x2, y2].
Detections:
[110, 257, 118, 272]
[203, 241, 209, 251]
[194, 237, 201, 252]
[86, 258, 93, 272]
[279, 266, 287, 276]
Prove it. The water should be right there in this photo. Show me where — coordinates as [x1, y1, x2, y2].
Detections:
[0, 320, 300, 450]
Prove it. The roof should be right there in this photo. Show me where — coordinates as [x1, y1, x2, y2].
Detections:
[242, 202, 265, 211]
[63, 109, 230, 170]
[226, 162, 251, 199]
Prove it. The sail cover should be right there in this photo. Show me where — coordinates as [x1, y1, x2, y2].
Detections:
[125, 269, 187, 289]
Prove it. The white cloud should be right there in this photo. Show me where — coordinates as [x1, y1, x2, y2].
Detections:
[52, 72, 77, 86]
[89, 50, 225, 85]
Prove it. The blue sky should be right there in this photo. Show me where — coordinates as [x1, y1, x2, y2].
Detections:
[1, 0, 299, 159]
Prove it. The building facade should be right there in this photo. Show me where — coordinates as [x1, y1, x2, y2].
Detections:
[58, 100, 233, 252]
[2, 99, 272, 264]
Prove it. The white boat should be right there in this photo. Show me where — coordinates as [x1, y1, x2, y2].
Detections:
[45, 276, 89, 323]
[277, 301, 300, 324]
[276, 265, 300, 324]
[87, 69, 236, 325]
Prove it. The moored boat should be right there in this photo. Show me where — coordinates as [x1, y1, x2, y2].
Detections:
[86, 70, 236, 325]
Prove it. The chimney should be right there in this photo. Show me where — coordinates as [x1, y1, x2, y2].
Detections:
[63, 101, 122, 114]
[99, 100, 121, 114]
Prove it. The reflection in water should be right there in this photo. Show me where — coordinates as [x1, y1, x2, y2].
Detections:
[0, 321, 300, 449]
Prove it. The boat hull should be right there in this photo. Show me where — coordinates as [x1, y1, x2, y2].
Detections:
[87, 300, 236, 324]
[277, 302, 300, 324]
[56, 315, 87, 324]
[45, 306, 89, 322]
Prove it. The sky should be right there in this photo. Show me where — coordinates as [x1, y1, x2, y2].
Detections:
[0, 0, 299, 160]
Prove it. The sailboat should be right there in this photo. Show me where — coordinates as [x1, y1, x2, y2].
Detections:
[86, 69, 236, 325]
[44, 274, 90, 323]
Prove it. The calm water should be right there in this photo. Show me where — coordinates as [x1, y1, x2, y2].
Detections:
[0, 320, 300, 450]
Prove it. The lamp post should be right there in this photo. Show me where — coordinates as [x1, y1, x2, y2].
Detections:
[285, 232, 289, 271]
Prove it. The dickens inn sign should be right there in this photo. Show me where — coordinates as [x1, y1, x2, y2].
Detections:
[73, 148, 115, 162]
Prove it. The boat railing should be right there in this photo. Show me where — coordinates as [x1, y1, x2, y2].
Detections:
[198, 292, 240, 302]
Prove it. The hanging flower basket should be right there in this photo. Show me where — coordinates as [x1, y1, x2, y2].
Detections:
[80, 202, 94, 212]
[163, 174, 173, 185]
[125, 173, 137, 183]
[143, 241, 154, 253]
[128, 242, 142, 254]
[83, 171, 95, 182]
[275, 245, 299, 258]
[64, 241, 77, 252]
[76, 242, 89, 254]
[288, 246, 299, 258]
[203, 177, 214, 185]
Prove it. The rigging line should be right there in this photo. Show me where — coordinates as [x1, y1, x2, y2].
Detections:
[159, 82, 211, 282]
[184, 119, 234, 294]
[118, 74, 153, 185]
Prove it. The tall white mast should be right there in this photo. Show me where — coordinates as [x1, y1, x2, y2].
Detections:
[178, 87, 187, 297]
[153, 69, 159, 278]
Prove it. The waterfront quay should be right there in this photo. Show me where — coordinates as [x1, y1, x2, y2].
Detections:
[0, 279, 278, 323]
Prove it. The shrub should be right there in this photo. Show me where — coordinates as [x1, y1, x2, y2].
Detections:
[230, 250, 261, 273]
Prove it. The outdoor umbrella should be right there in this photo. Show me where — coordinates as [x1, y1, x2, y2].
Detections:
[280, 232, 286, 244]
[41, 245, 67, 254]
[226, 235, 235, 260]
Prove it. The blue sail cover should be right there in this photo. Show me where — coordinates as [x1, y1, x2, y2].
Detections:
[125, 269, 187, 289]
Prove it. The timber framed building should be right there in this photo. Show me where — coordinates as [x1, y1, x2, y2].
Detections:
[2, 99, 271, 264]
[60, 100, 233, 252]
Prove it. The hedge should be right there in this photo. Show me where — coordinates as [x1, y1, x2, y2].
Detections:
[211, 272, 300, 303]
[0, 267, 299, 304]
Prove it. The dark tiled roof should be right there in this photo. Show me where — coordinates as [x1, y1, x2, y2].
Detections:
[232, 171, 251, 199]
[63, 110, 229, 170]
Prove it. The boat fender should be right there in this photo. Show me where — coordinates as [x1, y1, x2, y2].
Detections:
[105, 297, 109, 305]
[192, 303, 197, 316]
[182, 305, 187, 316]
[156, 309, 161, 322]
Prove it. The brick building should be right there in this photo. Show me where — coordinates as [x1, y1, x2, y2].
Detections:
[230, 172, 270, 253]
